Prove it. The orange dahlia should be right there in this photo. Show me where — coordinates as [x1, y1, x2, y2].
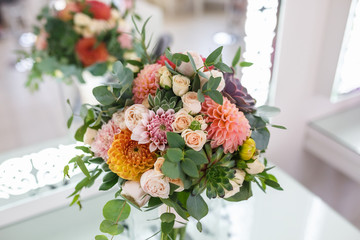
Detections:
[132, 64, 161, 103]
[201, 96, 251, 154]
[107, 129, 156, 181]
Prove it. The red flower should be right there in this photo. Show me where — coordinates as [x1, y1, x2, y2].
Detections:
[202, 57, 215, 72]
[57, 2, 81, 21]
[157, 55, 176, 69]
[75, 38, 109, 67]
[83, 1, 111, 20]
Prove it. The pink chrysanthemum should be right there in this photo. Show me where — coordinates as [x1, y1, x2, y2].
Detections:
[131, 108, 175, 152]
[132, 64, 162, 104]
[201, 96, 251, 153]
[91, 120, 120, 159]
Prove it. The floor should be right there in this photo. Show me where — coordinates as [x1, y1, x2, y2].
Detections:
[0, 0, 360, 231]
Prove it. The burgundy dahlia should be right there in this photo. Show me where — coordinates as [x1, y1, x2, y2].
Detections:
[222, 72, 256, 113]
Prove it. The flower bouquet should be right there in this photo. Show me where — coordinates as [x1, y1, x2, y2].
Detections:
[64, 23, 284, 239]
[18, 0, 136, 91]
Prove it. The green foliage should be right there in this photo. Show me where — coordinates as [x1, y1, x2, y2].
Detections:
[225, 181, 253, 202]
[205, 46, 223, 66]
[189, 121, 202, 131]
[240, 61, 253, 67]
[166, 132, 185, 149]
[87, 63, 108, 76]
[95, 235, 108, 240]
[232, 47, 241, 68]
[186, 194, 208, 221]
[99, 200, 131, 237]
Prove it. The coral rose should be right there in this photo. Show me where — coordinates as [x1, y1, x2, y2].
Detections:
[79, 0, 111, 20]
[75, 37, 109, 67]
[181, 129, 207, 151]
[140, 169, 170, 199]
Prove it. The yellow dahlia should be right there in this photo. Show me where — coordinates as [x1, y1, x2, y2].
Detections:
[107, 129, 156, 181]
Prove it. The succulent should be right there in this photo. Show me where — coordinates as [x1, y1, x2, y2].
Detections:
[192, 144, 237, 198]
[148, 89, 183, 112]
[222, 72, 256, 113]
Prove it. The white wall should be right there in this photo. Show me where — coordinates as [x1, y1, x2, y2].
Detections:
[268, 0, 360, 227]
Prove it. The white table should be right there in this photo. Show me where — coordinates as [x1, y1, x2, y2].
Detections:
[0, 166, 359, 240]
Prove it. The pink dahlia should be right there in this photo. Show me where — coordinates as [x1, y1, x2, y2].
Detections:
[90, 120, 120, 160]
[201, 96, 251, 153]
[132, 64, 162, 104]
[131, 108, 175, 152]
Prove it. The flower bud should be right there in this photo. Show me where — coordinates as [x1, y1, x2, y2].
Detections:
[83, 128, 98, 145]
[158, 66, 172, 89]
[239, 138, 256, 160]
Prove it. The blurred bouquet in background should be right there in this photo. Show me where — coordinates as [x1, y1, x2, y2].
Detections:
[64, 20, 285, 240]
[17, 0, 136, 91]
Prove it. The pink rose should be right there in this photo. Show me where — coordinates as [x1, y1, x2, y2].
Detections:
[181, 129, 207, 151]
[124, 104, 149, 131]
[172, 109, 193, 133]
[176, 51, 203, 77]
[140, 170, 170, 199]
[182, 92, 202, 115]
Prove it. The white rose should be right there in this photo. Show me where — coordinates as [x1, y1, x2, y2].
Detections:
[140, 170, 170, 199]
[159, 205, 187, 229]
[246, 159, 265, 175]
[172, 109, 194, 133]
[224, 169, 246, 198]
[125, 104, 149, 131]
[182, 91, 202, 115]
[121, 181, 150, 208]
[194, 115, 208, 131]
[74, 13, 92, 27]
[158, 66, 172, 89]
[176, 51, 203, 77]
[172, 75, 190, 96]
[199, 70, 225, 92]
[112, 108, 127, 130]
[83, 128, 98, 145]
[181, 129, 207, 151]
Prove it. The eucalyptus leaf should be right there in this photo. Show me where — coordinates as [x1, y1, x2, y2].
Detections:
[166, 132, 185, 149]
[100, 220, 124, 235]
[181, 159, 199, 178]
[186, 194, 208, 221]
[161, 160, 181, 179]
[255, 105, 281, 118]
[232, 47, 241, 68]
[166, 148, 183, 162]
[197, 89, 205, 102]
[93, 86, 116, 105]
[99, 177, 118, 191]
[95, 235, 109, 240]
[214, 62, 233, 73]
[184, 150, 208, 165]
[251, 128, 270, 150]
[103, 199, 131, 222]
[206, 90, 223, 105]
[87, 62, 108, 76]
[205, 46, 223, 65]
[75, 156, 90, 178]
[240, 61, 253, 67]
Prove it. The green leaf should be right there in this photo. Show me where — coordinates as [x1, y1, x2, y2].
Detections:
[103, 199, 131, 222]
[205, 46, 223, 65]
[206, 90, 223, 105]
[160, 213, 176, 223]
[160, 198, 189, 220]
[271, 124, 287, 130]
[214, 62, 233, 73]
[99, 177, 118, 191]
[166, 132, 185, 149]
[93, 86, 116, 105]
[240, 61, 253, 67]
[161, 160, 181, 179]
[208, 76, 221, 90]
[192, 74, 201, 92]
[75, 156, 90, 178]
[232, 47, 241, 68]
[63, 165, 70, 178]
[196, 221, 203, 232]
[197, 89, 205, 102]
[166, 148, 183, 162]
[264, 179, 283, 191]
[255, 105, 281, 118]
[75, 146, 91, 154]
[187, 52, 198, 73]
[181, 159, 199, 178]
[165, 61, 179, 75]
[89, 114, 102, 128]
[87, 62, 108, 76]
[251, 128, 270, 151]
[69, 194, 80, 206]
[186, 194, 208, 221]
[95, 235, 109, 240]
[225, 181, 253, 202]
[67, 115, 73, 129]
[75, 125, 87, 142]
[161, 221, 175, 234]
[89, 157, 104, 164]
[184, 150, 208, 165]
[103, 172, 118, 183]
[100, 220, 124, 235]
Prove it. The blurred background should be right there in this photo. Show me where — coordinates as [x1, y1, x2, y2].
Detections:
[0, 0, 359, 237]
